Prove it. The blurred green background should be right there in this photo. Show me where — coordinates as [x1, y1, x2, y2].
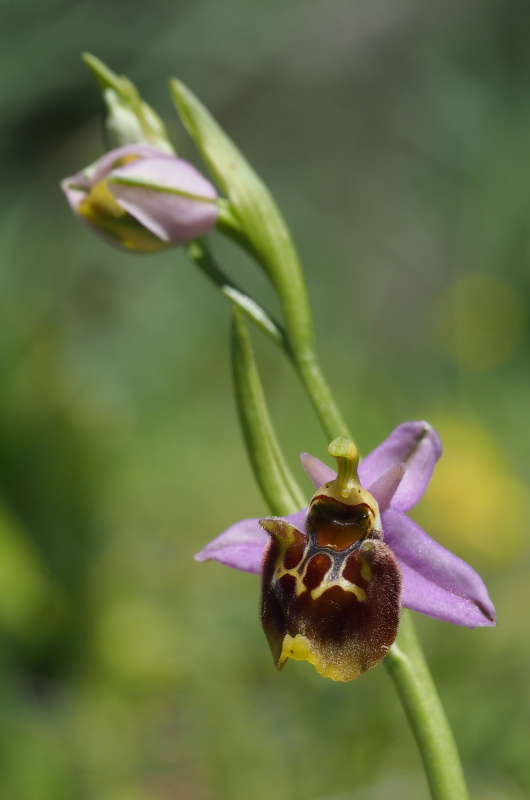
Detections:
[1, 1, 530, 798]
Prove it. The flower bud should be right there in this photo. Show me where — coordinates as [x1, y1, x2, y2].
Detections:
[61, 145, 218, 253]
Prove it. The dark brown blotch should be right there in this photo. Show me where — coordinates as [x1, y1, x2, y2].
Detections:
[342, 549, 368, 587]
[303, 553, 333, 592]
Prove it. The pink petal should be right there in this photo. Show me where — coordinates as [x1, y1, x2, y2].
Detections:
[195, 509, 307, 574]
[382, 509, 496, 627]
[359, 422, 442, 512]
[61, 144, 171, 211]
[109, 156, 218, 243]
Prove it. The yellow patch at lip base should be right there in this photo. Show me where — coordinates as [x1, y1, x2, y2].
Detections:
[279, 634, 313, 667]
[279, 633, 364, 682]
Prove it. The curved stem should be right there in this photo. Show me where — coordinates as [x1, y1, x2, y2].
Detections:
[384, 612, 469, 800]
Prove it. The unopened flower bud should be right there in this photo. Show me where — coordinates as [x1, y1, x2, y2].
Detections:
[61, 145, 218, 253]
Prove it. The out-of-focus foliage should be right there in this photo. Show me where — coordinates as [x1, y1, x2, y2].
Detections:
[1, 1, 530, 798]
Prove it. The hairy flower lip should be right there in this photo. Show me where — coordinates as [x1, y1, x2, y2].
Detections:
[195, 421, 497, 630]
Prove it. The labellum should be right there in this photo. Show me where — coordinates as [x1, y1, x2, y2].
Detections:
[260, 437, 402, 681]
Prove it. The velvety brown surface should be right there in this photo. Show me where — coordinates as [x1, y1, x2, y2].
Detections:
[261, 497, 402, 681]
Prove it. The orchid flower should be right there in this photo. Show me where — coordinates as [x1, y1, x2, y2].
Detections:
[196, 421, 496, 682]
[62, 144, 218, 253]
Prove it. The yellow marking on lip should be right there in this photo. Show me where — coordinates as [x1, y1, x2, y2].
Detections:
[310, 578, 366, 602]
[273, 545, 311, 597]
[360, 559, 372, 582]
[274, 550, 369, 601]
[273, 545, 338, 598]
[274, 563, 307, 596]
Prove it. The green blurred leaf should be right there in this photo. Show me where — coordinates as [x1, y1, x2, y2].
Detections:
[0, 502, 55, 636]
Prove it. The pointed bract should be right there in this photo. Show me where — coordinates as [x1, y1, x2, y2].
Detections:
[83, 53, 176, 154]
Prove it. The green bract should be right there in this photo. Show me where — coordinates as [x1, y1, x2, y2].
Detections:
[84, 53, 175, 154]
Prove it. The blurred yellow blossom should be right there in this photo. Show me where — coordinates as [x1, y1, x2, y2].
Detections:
[437, 274, 524, 371]
[415, 418, 528, 563]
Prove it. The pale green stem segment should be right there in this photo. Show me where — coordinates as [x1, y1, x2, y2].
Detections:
[385, 612, 469, 800]
[231, 310, 306, 515]
[231, 306, 469, 799]
[187, 239, 290, 354]
[294, 349, 350, 442]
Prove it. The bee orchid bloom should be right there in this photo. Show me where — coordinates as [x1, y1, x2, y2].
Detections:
[196, 422, 496, 682]
[62, 144, 218, 253]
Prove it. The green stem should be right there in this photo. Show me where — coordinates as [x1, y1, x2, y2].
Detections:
[291, 344, 469, 798]
[200, 250, 468, 799]
[216, 201, 316, 358]
[384, 612, 469, 800]
[293, 349, 351, 443]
